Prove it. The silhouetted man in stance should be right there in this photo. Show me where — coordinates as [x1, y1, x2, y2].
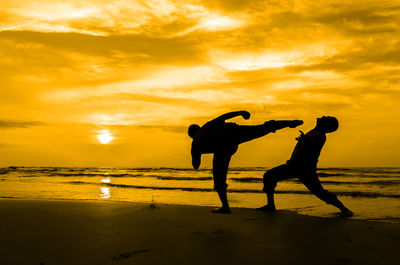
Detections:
[188, 110, 303, 213]
[258, 116, 353, 216]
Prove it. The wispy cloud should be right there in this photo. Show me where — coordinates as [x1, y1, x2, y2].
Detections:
[0, 120, 44, 129]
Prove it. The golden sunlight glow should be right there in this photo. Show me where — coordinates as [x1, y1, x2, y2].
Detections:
[91, 114, 129, 126]
[97, 130, 114, 144]
[13, 2, 97, 20]
[198, 15, 245, 31]
[1, 0, 399, 167]
[214, 53, 300, 71]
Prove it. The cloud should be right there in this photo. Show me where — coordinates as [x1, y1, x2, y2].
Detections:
[134, 124, 187, 133]
[0, 30, 204, 63]
[0, 0, 178, 35]
[312, 2, 400, 35]
[1, 0, 400, 166]
[0, 0, 250, 37]
[0, 120, 44, 129]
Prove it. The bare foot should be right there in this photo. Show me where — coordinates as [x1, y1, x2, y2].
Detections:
[340, 209, 354, 217]
[255, 204, 276, 212]
[289, 120, 303, 128]
[212, 207, 231, 214]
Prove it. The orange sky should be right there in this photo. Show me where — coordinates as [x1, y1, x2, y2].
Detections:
[1, 0, 399, 167]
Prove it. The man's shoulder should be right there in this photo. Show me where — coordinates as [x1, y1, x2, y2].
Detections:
[198, 120, 225, 132]
[204, 119, 224, 126]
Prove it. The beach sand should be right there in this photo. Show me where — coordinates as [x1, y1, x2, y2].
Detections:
[0, 199, 399, 265]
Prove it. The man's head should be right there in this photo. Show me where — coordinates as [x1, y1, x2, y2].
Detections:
[188, 124, 201, 138]
[316, 116, 339, 133]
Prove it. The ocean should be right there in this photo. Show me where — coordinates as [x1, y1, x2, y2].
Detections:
[1, 167, 399, 223]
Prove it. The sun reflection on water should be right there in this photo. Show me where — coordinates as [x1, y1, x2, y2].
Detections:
[100, 187, 111, 199]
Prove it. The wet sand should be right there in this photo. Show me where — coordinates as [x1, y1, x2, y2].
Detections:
[0, 199, 399, 265]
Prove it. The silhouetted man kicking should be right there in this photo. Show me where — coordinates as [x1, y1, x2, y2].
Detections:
[258, 116, 353, 216]
[188, 110, 303, 213]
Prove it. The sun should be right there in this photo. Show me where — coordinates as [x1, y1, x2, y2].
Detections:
[97, 130, 114, 144]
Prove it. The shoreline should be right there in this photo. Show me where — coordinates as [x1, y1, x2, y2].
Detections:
[1, 196, 399, 224]
[2, 166, 399, 224]
[0, 199, 399, 265]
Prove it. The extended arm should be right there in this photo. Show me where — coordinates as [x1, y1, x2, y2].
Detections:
[212, 110, 250, 122]
[191, 150, 201, 169]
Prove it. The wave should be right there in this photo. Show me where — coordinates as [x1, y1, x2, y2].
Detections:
[46, 173, 211, 180]
[4, 167, 400, 184]
[319, 180, 400, 185]
[4, 166, 400, 174]
[317, 172, 347, 177]
[18, 175, 40, 178]
[231, 177, 263, 183]
[68, 181, 87, 184]
[66, 181, 400, 198]
[157, 167, 211, 172]
[30, 172, 400, 180]
[125, 168, 212, 172]
[13, 171, 212, 181]
[230, 177, 400, 186]
[10, 171, 400, 186]
[47, 173, 144, 178]
[347, 173, 400, 179]
[153, 167, 267, 172]
[318, 168, 355, 171]
[155, 176, 212, 181]
[229, 167, 268, 172]
[319, 167, 400, 174]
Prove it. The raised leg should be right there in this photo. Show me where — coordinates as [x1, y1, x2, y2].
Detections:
[265, 120, 303, 133]
[235, 120, 303, 145]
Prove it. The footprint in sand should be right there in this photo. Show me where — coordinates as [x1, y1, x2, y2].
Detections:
[147, 203, 160, 210]
[212, 229, 225, 234]
[110, 249, 150, 262]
